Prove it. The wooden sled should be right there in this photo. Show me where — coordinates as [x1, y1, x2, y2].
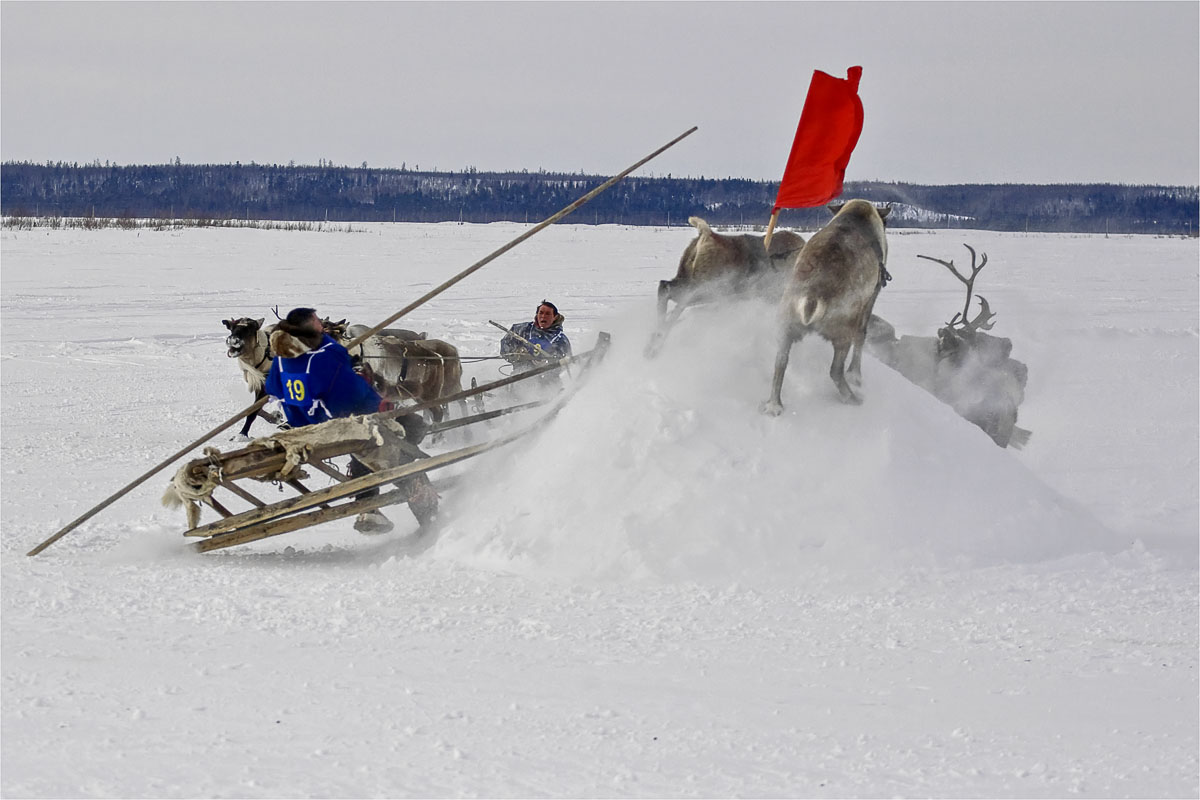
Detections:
[163, 332, 611, 552]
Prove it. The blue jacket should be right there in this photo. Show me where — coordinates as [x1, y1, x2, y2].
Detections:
[265, 333, 381, 427]
[501, 320, 572, 365]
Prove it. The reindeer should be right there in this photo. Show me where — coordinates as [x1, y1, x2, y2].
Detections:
[646, 216, 805, 357]
[221, 317, 282, 438]
[916, 245, 1031, 448]
[340, 325, 464, 427]
[761, 200, 890, 415]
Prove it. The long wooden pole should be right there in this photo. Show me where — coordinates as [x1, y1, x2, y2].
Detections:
[28, 129, 695, 556]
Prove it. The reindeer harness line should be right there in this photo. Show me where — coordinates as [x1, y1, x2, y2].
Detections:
[27, 127, 695, 557]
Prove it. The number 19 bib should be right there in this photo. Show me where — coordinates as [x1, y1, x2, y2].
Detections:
[280, 372, 311, 406]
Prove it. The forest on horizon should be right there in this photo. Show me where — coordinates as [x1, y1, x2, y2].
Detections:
[2, 161, 1196, 235]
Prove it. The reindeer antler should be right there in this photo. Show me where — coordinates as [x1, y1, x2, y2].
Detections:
[917, 243, 993, 331]
[951, 295, 996, 333]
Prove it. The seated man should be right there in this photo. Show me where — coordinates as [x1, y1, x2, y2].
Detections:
[500, 300, 572, 373]
[265, 307, 434, 534]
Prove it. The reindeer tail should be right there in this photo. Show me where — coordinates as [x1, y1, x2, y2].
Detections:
[794, 295, 825, 326]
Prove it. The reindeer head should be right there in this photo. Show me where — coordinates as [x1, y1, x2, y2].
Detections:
[918, 244, 998, 333]
[222, 317, 265, 358]
[321, 317, 350, 340]
[828, 201, 891, 223]
[918, 244, 1001, 359]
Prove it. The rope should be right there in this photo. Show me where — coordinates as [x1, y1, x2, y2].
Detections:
[355, 353, 508, 363]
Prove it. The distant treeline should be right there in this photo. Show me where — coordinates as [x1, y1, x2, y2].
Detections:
[2, 161, 1197, 235]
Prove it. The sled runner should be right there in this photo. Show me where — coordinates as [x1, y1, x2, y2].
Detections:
[163, 333, 611, 552]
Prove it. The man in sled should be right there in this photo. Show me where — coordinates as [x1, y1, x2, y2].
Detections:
[265, 307, 437, 534]
[499, 300, 572, 376]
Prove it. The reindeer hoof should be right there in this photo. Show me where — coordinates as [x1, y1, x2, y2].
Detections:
[838, 390, 863, 406]
[760, 400, 784, 417]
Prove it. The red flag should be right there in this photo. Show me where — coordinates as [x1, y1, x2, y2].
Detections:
[772, 66, 864, 212]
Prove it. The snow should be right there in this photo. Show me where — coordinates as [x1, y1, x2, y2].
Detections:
[2, 220, 1197, 798]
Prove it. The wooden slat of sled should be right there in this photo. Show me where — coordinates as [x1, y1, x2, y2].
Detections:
[285, 478, 333, 511]
[202, 495, 234, 518]
[199, 469, 467, 553]
[427, 399, 548, 435]
[196, 488, 412, 552]
[308, 459, 350, 482]
[219, 479, 267, 508]
[215, 441, 367, 482]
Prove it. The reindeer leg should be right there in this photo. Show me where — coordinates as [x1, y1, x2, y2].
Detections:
[645, 291, 691, 359]
[830, 339, 862, 405]
[761, 328, 798, 416]
[846, 319, 870, 388]
[646, 282, 675, 359]
[656, 279, 672, 320]
[847, 293, 880, 389]
[234, 389, 266, 439]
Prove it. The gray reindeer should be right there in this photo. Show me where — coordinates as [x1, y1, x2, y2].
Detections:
[646, 216, 805, 357]
[761, 199, 890, 415]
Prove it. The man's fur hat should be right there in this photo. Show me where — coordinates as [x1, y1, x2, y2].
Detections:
[270, 318, 324, 358]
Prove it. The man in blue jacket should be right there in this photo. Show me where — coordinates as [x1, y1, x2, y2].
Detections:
[265, 308, 431, 534]
[265, 308, 381, 427]
[500, 300, 572, 373]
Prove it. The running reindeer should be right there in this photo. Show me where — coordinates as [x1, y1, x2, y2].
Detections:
[222, 317, 282, 438]
[762, 200, 890, 415]
[646, 216, 805, 357]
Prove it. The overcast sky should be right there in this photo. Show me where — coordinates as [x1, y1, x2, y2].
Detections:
[2, 1, 1197, 185]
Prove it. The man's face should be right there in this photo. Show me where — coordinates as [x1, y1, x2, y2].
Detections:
[534, 304, 555, 330]
[308, 313, 325, 334]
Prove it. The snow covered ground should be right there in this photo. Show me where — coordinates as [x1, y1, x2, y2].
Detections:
[2, 219, 1197, 798]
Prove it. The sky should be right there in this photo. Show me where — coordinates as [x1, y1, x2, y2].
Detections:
[2, 1, 1197, 186]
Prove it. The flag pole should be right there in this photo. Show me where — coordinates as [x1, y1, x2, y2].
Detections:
[763, 209, 780, 251]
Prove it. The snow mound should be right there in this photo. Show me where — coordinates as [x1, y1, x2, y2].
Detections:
[430, 301, 1121, 585]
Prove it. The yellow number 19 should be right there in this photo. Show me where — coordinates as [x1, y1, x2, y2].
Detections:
[286, 379, 306, 401]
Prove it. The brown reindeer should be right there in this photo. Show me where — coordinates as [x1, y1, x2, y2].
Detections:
[646, 216, 805, 357]
[341, 325, 464, 426]
[762, 200, 890, 415]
